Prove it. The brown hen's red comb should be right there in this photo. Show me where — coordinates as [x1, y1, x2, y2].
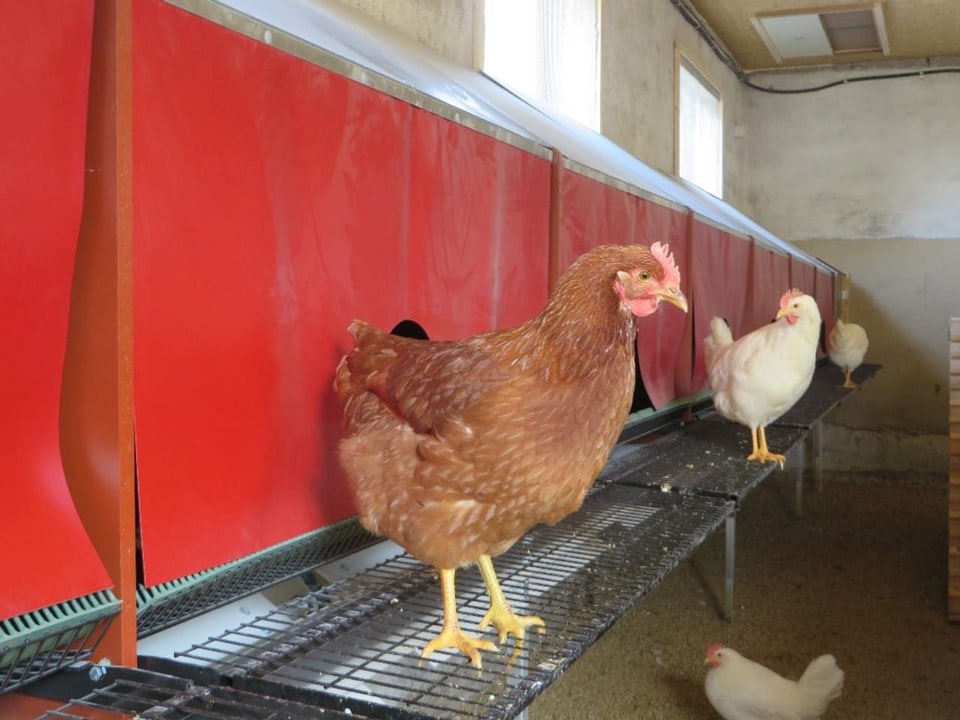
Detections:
[650, 241, 680, 286]
[779, 288, 804, 308]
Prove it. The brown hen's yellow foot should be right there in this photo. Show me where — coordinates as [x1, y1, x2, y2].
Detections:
[421, 625, 498, 669]
[422, 568, 497, 668]
[477, 555, 546, 645]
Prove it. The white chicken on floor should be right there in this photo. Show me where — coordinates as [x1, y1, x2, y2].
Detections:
[704, 643, 844, 720]
[827, 319, 869, 388]
[704, 289, 821, 469]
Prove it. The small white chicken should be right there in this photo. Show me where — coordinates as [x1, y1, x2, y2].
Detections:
[704, 289, 821, 469]
[704, 644, 844, 720]
[827, 319, 869, 389]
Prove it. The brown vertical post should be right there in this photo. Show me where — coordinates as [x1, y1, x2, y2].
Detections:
[548, 148, 563, 292]
[60, 0, 137, 666]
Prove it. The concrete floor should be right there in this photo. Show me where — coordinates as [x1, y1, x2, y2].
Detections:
[529, 473, 960, 719]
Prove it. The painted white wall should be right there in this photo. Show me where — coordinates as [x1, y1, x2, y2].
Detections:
[332, 0, 477, 68]
[600, 0, 746, 204]
[742, 63, 960, 473]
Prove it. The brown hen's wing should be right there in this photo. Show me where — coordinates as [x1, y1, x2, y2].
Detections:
[338, 320, 515, 435]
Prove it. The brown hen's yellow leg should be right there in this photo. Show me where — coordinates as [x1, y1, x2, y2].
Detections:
[422, 568, 497, 668]
[477, 555, 545, 645]
[842, 368, 857, 389]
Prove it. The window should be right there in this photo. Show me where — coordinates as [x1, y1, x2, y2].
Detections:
[676, 54, 723, 197]
[481, 0, 600, 131]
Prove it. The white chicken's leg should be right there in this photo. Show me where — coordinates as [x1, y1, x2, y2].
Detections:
[477, 554, 545, 646]
[421, 568, 497, 668]
[842, 367, 857, 389]
[756, 426, 786, 469]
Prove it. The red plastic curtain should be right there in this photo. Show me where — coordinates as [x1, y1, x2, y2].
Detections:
[0, 0, 111, 619]
[744, 243, 792, 334]
[132, 0, 550, 585]
[814, 269, 837, 346]
[558, 167, 689, 409]
[686, 222, 752, 394]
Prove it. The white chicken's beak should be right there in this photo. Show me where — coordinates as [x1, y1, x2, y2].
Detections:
[775, 307, 791, 321]
[659, 286, 688, 313]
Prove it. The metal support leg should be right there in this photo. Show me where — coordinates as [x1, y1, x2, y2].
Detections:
[812, 419, 823, 491]
[724, 511, 736, 620]
[794, 440, 805, 518]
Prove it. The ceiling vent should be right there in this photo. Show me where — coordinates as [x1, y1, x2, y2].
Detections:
[752, 2, 890, 63]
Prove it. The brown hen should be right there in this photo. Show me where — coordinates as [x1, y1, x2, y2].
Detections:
[334, 242, 687, 668]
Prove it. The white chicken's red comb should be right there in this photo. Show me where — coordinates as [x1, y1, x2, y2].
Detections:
[650, 241, 680, 286]
[779, 288, 804, 308]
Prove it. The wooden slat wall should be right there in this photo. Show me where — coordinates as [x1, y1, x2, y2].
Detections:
[949, 317, 960, 621]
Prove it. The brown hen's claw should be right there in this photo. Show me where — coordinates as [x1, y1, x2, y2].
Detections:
[476, 554, 546, 646]
[422, 568, 498, 668]
[479, 604, 546, 645]
[421, 627, 498, 669]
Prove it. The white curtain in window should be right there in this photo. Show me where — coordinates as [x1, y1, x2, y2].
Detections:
[678, 63, 722, 197]
[483, 0, 600, 131]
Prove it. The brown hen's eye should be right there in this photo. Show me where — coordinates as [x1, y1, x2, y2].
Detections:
[639, 271, 651, 281]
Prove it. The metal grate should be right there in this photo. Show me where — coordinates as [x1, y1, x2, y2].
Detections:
[158, 484, 731, 720]
[774, 362, 881, 429]
[611, 417, 807, 501]
[1, 591, 119, 695]
[34, 666, 370, 719]
[137, 518, 379, 637]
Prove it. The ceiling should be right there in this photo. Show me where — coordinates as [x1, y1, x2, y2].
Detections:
[686, 0, 960, 72]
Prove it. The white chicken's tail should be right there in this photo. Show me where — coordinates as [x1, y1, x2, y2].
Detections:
[704, 316, 733, 370]
[797, 654, 844, 716]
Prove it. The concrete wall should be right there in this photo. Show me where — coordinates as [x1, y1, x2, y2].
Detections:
[601, 0, 746, 204]
[741, 63, 960, 474]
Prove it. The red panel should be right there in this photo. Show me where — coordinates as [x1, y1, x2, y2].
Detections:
[406, 111, 551, 337]
[637, 203, 690, 407]
[0, 0, 111, 618]
[789, 255, 817, 297]
[557, 168, 642, 272]
[686, 223, 752, 393]
[558, 169, 689, 409]
[814, 269, 837, 348]
[132, 0, 550, 585]
[744, 243, 791, 334]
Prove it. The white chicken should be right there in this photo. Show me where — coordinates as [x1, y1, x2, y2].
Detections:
[827, 319, 869, 388]
[704, 289, 821, 469]
[704, 644, 844, 720]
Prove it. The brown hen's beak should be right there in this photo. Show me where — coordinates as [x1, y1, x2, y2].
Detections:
[660, 286, 689, 312]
